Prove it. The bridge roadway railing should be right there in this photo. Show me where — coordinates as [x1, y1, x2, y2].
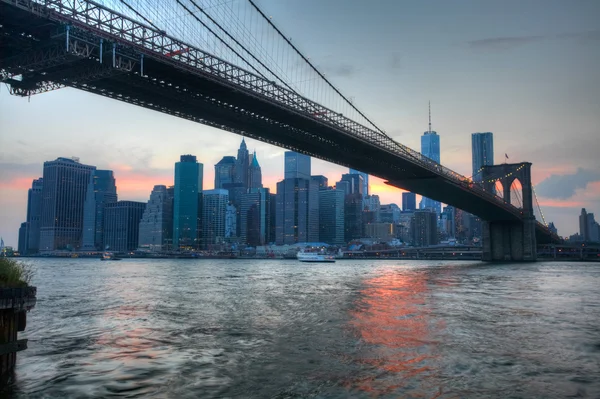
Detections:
[6, 0, 541, 223]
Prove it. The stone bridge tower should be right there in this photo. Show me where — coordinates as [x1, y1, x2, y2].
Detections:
[481, 162, 536, 261]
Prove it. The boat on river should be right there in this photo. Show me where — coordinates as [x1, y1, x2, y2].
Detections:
[101, 252, 121, 261]
[297, 248, 336, 263]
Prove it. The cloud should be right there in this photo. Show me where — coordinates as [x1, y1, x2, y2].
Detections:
[556, 30, 600, 42]
[468, 35, 545, 50]
[469, 30, 600, 51]
[536, 168, 600, 199]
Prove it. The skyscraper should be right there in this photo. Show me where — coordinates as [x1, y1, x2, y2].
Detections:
[318, 188, 345, 245]
[173, 155, 203, 249]
[235, 138, 250, 188]
[82, 170, 118, 250]
[344, 193, 363, 242]
[225, 203, 237, 239]
[39, 157, 96, 252]
[25, 178, 43, 254]
[138, 185, 174, 251]
[248, 151, 263, 189]
[214, 156, 236, 189]
[284, 151, 311, 179]
[339, 173, 364, 196]
[240, 187, 272, 246]
[349, 168, 369, 198]
[103, 201, 146, 252]
[202, 189, 229, 249]
[18, 223, 28, 255]
[472, 132, 494, 182]
[411, 210, 438, 247]
[402, 192, 416, 211]
[420, 102, 441, 215]
[276, 152, 318, 244]
[380, 203, 401, 224]
[311, 175, 329, 190]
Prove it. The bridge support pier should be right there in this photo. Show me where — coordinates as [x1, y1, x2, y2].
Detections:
[481, 162, 537, 262]
[482, 218, 536, 261]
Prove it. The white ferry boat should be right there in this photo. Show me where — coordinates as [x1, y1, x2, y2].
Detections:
[297, 249, 336, 263]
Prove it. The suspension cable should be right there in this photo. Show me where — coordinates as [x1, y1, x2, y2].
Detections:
[173, 0, 273, 84]
[119, 0, 162, 31]
[246, 0, 387, 136]
[185, 0, 299, 95]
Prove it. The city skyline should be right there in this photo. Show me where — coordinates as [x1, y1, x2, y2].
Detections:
[1, 0, 599, 245]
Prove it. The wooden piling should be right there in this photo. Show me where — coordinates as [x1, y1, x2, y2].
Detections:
[0, 287, 36, 380]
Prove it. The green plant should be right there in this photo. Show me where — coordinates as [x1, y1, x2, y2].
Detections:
[0, 258, 34, 288]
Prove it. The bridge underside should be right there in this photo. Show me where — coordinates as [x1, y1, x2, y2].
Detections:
[0, 1, 556, 246]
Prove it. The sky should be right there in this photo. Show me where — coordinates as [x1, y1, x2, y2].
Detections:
[1, 0, 599, 246]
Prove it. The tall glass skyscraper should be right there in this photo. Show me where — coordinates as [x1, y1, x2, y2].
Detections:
[420, 103, 441, 215]
[202, 189, 229, 249]
[471, 132, 494, 182]
[248, 151, 262, 189]
[39, 157, 96, 252]
[402, 192, 416, 211]
[284, 151, 311, 179]
[349, 168, 369, 197]
[318, 188, 345, 245]
[173, 155, 203, 249]
[103, 201, 146, 252]
[214, 156, 236, 189]
[276, 152, 318, 244]
[82, 170, 117, 250]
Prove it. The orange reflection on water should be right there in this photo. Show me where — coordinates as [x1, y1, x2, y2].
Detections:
[346, 269, 445, 397]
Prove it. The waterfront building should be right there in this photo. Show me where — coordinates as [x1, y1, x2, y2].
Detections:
[580, 208, 599, 242]
[24, 178, 43, 254]
[173, 155, 203, 250]
[39, 157, 96, 252]
[471, 132, 494, 183]
[82, 170, 118, 251]
[548, 222, 558, 235]
[411, 210, 438, 247]
[138, 185, 174, 251]
[103, 201, 146, 252]
[344, 193, 363, 242]
[214, 156, 236, 189]
[364, 223, 395, 242]
[202, 189, 229, 249]
[318, 188, 345, 245]
[18, 223, 28, 255]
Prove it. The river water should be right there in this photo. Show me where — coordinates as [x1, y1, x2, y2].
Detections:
[2, 259, 599, 398]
